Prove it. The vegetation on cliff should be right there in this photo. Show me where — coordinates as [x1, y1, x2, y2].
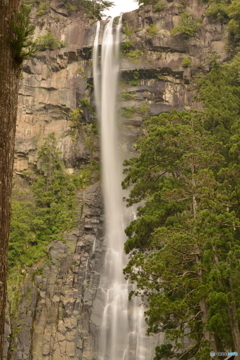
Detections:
[122, 52, 240, 359]
[8, 4, 36, 63]
[5, 0, 240, 357]
[206, 0, 240, 51]
[170, 11, 198, 39]
[65, 0, 114, 17]
[0, 0, 35, 355]
[135, 0, 240, 51]
[9, 135, 93, 275]
[24, 0, 114, 19]
[35, 31, 67, 50]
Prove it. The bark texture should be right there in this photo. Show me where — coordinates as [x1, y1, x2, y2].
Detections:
[0, 0, 22, 358]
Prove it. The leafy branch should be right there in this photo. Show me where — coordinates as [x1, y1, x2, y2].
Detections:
[9, 4, 36, 63]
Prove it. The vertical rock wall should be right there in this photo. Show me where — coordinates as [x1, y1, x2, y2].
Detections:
[6, 1, 228, 359]
[6, 5, 106, 360]
[8, 184, 104, 360]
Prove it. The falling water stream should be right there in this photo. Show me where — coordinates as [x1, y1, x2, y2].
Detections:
[93, 18, 160, 360]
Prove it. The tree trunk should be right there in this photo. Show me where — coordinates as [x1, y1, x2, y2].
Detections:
[0, 0, 22, 358]
[229, 304, 240, 360]
[196, 254, 218, 352]
[212, 246, 240, 358]
[191, 157, 217, 349]
[228, 282, 240, 360]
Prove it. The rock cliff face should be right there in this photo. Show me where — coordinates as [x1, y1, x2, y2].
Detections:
[6, 1, 227, 359]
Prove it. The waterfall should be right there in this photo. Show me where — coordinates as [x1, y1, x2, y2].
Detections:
[93, 18, 161, 360]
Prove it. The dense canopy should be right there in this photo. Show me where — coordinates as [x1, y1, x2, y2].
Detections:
[122, 53, 240, 359]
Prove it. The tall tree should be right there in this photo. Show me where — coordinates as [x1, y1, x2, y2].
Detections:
[122, 54, 240, 359]
[122, 110, 225, 358]
[0, 0, 34, 357]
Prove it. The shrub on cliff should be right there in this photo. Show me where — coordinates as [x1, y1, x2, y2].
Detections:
[227, 0, 240, 46]
[206, 3, 229, 21]
[170, 11, 197, 39]
[36, 1, 50, 16]
[182, 57, 191, 67]
[153, 1, 165, 12]
[206, 0, 240, 50]
[9, 135, 93, 271]
[23, 0, 51, 15]
[36, 31, 67, 51]
[146, 24, 159, 36]
[65, 0, 114, 19]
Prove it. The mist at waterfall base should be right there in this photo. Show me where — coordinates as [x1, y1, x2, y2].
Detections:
[93, 19, 162, 360]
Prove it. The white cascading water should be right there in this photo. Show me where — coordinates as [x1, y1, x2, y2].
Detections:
[93, 18, 161, 360]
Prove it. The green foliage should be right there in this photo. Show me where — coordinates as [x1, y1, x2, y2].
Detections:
[132, 70, 140, 79]
[69, 98, 95, 129]
[81, 47, 93, 59]
[146, 24, 159, 36]
[80, 98, 93, 111]
[121, 104, 150, 120]
[153, 1, 165, 12]
[120, 92, 136, 101]
[69, 108, 83, 128]
[122, 53, 240, 358]
[196, 52, 240, 141]
[22, 0, 114, 19]
[64, 0, 114, 19]
[36, 31, 67, 51]
[123, 23, 133, 38]
[129, 79, 139, 86]
[9, 135, 93, 273]
[122, 47, 144, 64]
[121, 107, 136, 119]
[135, 0, 159, 5]
[21, 0, 51, 17]
[8, 4, 36, 63]
[77, 66, 84, 74]
[121, 41, 133, 54]
[154, 344, 175, 360]
[139, 103, 151, 119]
[181, 56, 191, 67]
[36, 1, 50, 16]
[23, 0, 35, 7]
[206, 3, 229, 21]
[68, 100, 98, 159]
[86, 82, 94, 88]
[83, 123, 99, 157]
[206, 0, 240, 49]
[227, 0, 240, 46]
[122, 23, 134, 55]
[126, 49, 143, 60]
[9, 197, 37, 267]
[170, 11, 197, 39]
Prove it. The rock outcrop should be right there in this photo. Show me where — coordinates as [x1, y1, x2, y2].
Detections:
[7, 184, 104, 360]
[6, 0, 228, 359]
